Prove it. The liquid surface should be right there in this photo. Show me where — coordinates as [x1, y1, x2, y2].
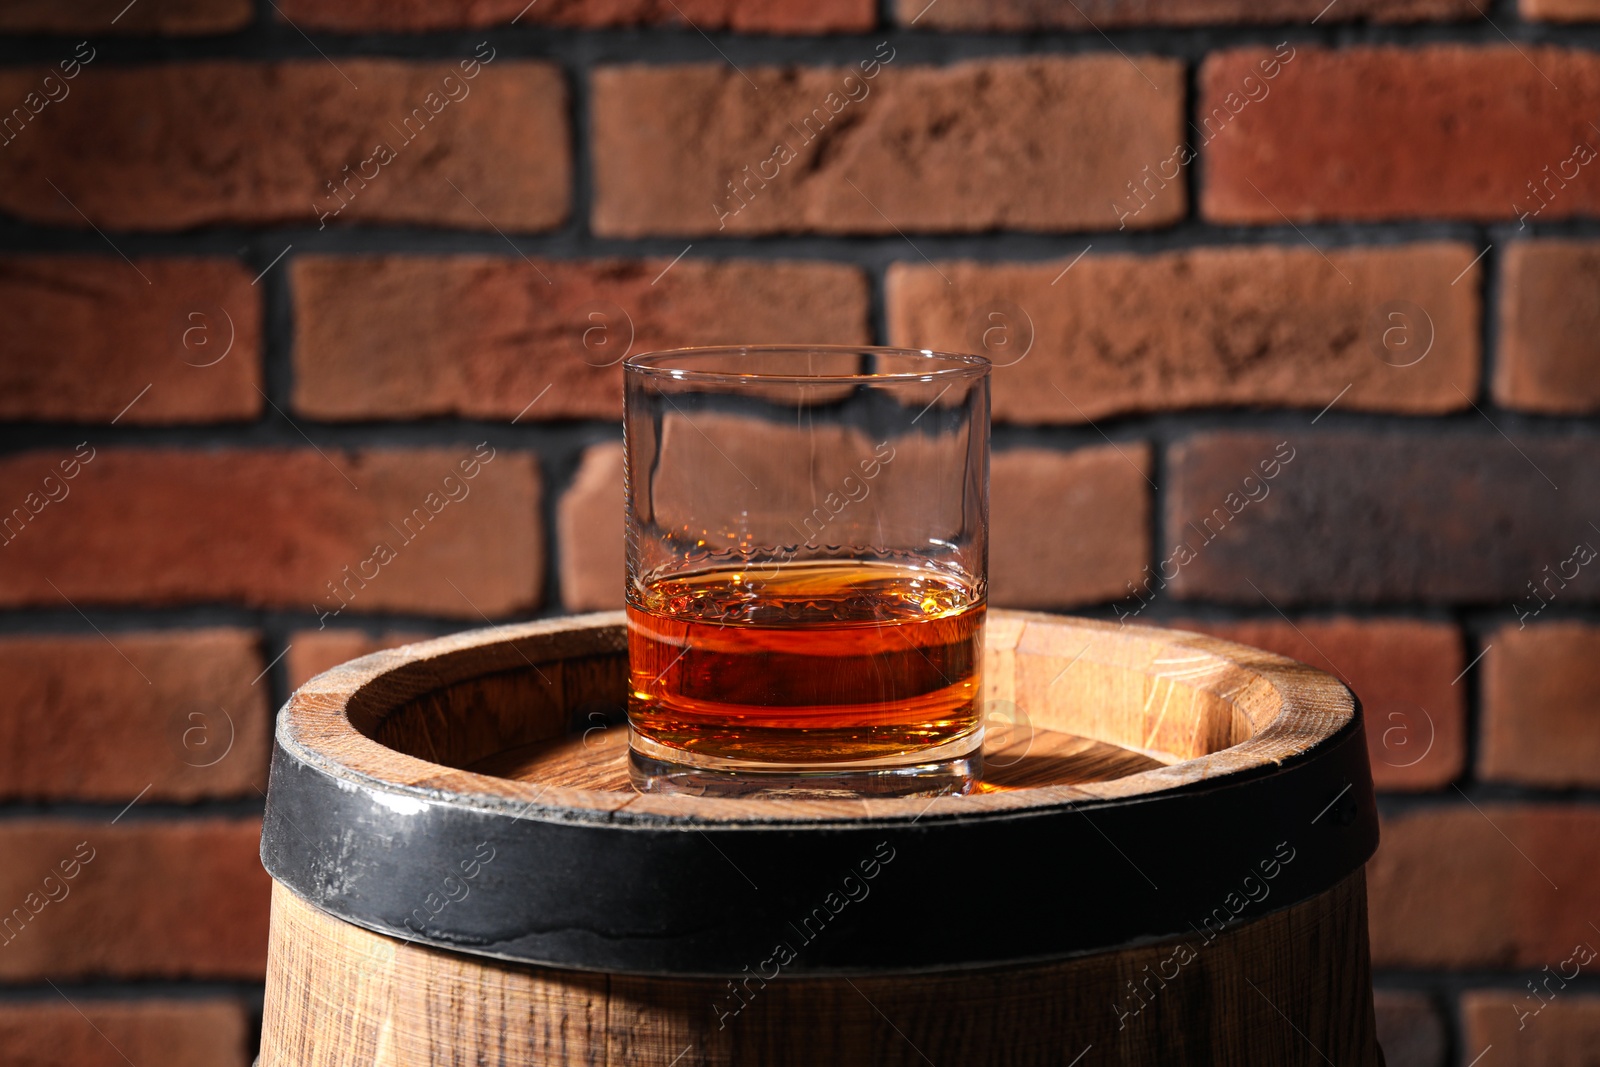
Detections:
[627, 560, 984, 765]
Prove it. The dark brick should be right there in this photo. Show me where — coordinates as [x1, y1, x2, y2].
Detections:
[1164, 433, 1600, 605]
[1373, 991, 1447, 1067]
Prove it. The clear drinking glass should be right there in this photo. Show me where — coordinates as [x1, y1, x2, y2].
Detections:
[622, 345, 990, 797]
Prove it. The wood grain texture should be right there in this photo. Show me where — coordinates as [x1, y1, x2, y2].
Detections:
[276, 609, 1356, 823]
[262, 610, 1380, 1062]
[262, 609, 1378, 976]
[468, 720, 1167, 792]
[261, 874, 1380, 1066]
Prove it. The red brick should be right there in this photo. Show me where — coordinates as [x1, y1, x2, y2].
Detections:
[0, 630, 270, 801]
[1202, 46, 1600, 223]
[0, 0, 250, 34]
[1482, 622, 1600, 788]
[899, 0, 1474, 28]
[291, 256, 870, 422]
[989, 445, 1151, 610]
[0, 1000, 250, 1067]
[887, 244, 1479, 424]
[1522, 0, 1600, 19]
[1495, 241, 1600, 415]
[1164, 433, 1600, 605]
[0, 447, 542, 616]
[592, 56, 1184, 236]
[1373, 991, 1447, 1067]
[1367, 806, 1600, 968]
[0, 61, 567, 231]
[0, 819, 268, 979]
[277, 0, 873, 32]
[558, 442, 625, 612]
[286, 629, 433, 690]
[1165, 619, 1463, 791]
[0, 257, 261, 425]
[1464, 991, 1600, 1062]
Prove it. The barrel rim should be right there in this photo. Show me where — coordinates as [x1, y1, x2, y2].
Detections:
[260, 611, 1379, 974]
[261, 712, 1377, 975]
[272, 609, 1357, 828]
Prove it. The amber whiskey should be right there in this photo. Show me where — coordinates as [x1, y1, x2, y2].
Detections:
[627, 559, 984, 770]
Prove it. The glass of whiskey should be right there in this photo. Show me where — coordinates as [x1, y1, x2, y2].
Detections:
[623, 346, 990, 797]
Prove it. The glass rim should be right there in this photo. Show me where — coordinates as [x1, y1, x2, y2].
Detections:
[622, 344, 991, 384]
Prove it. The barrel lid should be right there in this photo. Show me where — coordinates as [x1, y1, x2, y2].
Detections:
[261, 610, 1377, 977]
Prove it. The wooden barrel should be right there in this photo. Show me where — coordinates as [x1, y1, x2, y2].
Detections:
[259, 610, 1381, 1066]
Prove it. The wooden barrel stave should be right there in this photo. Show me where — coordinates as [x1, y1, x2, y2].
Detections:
[259, 609, 1382, 1065]
[262, 875, 1377, 1066]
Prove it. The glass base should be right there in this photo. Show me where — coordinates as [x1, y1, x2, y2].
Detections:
[627, 727, 982, 798]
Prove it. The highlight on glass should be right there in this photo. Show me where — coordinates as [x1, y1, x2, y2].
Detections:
[622, 345, 990, 797]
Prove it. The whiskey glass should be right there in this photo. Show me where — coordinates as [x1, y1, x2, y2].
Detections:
[622, 345, 990, 796]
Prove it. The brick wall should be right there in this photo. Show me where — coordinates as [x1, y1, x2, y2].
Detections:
[2, 2, 1598, 1064]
